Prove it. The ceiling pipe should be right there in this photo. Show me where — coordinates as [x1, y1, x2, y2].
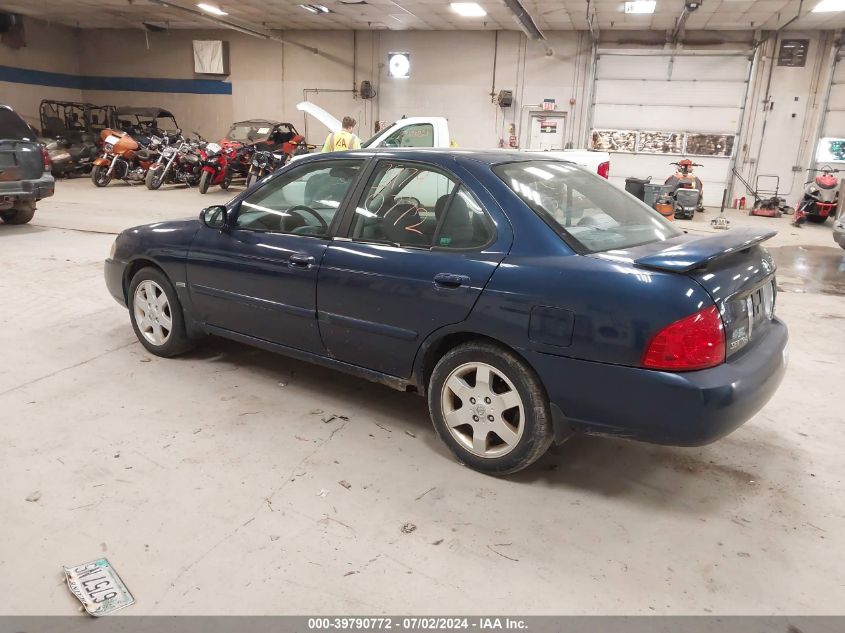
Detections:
[585, 0, 599, 43]
[148, 0, 323, 56]
[501, 0, 544, 41]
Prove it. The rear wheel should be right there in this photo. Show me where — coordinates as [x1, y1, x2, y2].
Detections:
[428, 341, 553, 475]
[128, 267, 195, 357]
[0, 201, 36, 225]
[145, 165, 166, 190]
[91, 164, 111, 187]
[198, 170, 211, 194]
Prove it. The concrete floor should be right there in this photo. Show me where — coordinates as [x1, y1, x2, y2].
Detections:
[1, 178, 843, 615]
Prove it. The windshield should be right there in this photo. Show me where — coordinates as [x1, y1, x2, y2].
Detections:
[361, 122, 396, 148]
[494, 160, 682, 253]
[228, 123, 272, 142]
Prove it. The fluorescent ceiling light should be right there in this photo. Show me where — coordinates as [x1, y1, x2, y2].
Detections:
[196, 3, 227, 15]
[450, 2, 487, 16]
[300, 3, 331, 13]
[624, 0, 656, 13]
[813, 0, 845, 11]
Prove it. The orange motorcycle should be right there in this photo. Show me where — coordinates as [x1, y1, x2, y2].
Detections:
[90, 128, 160, 187]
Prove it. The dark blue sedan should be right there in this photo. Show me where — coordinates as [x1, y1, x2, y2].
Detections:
[105, 149, 788, 474]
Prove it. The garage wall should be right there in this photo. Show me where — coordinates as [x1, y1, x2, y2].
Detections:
[0, 19, 83, 129]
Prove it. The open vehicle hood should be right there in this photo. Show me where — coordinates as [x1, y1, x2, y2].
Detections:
[296, 101, 341, 133]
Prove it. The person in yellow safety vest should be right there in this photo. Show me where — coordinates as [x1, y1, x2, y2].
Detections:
[322, 116, 361, 152]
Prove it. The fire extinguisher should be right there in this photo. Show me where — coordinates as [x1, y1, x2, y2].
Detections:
[739, 196, 746, 209]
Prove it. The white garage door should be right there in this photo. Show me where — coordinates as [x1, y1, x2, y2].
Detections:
[590, 51, 753, 206]
[819, 55, 845, 151]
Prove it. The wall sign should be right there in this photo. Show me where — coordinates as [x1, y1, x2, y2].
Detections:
[591, 128, 736, 157]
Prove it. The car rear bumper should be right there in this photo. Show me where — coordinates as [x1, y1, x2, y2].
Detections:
[0, 172, 55, 202]
[104, 258, 128, 307]
[525, 317, 789, 446]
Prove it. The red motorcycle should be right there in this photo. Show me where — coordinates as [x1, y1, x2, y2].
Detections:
[198, 140, 240, 194]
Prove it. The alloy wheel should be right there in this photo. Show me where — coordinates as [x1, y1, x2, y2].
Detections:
[133, 280, 172, 346]
[440, 362, 525, 458]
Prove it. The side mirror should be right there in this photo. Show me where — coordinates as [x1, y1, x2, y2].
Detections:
[200, 205, 228, 230]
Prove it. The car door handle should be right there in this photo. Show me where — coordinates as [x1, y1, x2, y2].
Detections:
[289, 253, 315, 269]
[433, 273, 470, 289]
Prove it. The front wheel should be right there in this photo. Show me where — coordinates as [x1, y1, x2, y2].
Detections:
[145, 165, 165, 190]
[198, 170, 211, 194]
[91, 164, 111, 187]
[128, 267, 195, 357]
[220, 171, 232, 190]
[0, 201, 36, 225]
[427, 341, 554, 475]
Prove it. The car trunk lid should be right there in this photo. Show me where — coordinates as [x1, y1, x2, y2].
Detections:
[601, 229, 779, 358]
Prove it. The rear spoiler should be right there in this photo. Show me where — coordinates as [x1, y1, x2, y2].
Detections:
[634, 228, 777, 273]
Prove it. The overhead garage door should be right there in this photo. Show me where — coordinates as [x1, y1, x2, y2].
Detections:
[590, 51, 753, 206]
[818, 53, 845, 159]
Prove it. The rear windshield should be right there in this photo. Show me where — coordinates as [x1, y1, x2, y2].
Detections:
[493, 160, 682, 253]
[0, 108, 36, 141]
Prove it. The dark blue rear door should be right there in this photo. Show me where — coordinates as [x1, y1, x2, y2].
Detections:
[317, 159, 512, 378]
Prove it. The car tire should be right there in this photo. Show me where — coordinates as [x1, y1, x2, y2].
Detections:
[427, 340, 554, 475]
[0, 201, 36, 225]
[198, 170, 211, 194]
[128, 267, 195, 358]
[91, 164, 111, 187]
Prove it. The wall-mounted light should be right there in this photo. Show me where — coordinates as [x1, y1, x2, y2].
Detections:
[299, 3, 331, 13]
[388, 52, 410, 78]
[197, 3, 228, 16]
[450, 2, 487, 17]
[624, 0, 656, 13]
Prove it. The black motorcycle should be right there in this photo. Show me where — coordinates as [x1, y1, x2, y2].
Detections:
[45, 134, 99, 177]
[246, 149, 286, 188]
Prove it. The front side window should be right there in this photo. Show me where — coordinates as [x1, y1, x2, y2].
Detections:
[383, 123, 434, 148]
[494, 161, 682, 253]
[235, 159, 364, 236]
[350, 162, 494, 250]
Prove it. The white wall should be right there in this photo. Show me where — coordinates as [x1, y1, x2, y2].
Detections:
[2, 16, 842, 204]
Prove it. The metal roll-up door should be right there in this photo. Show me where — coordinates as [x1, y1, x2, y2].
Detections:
[589, 50, 753, 205]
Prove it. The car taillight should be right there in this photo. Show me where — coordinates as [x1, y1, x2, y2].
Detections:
[597, 161, 610, 179]
[41, 146, 52, 170]
[642, 305, 725, 371]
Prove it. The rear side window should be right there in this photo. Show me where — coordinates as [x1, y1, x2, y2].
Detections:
[351, 162, 494, 250]
[0, 108, 36, 140]
[494, 160, 681, 253]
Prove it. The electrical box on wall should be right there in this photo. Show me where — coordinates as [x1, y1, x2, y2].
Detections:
[193, 40, 229, 75]
[497, 90, 513, 108]
[778, 39, 809, 67]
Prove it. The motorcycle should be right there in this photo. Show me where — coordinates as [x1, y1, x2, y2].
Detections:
[245, 149, 286, 189]
[90, 129, 161, 187]
[45, 134, 98, 177]
[793, 166, 841, 225]
[197, 140, 239, 194]
[665, 159, 705, 217]
[145, 136, 204, 190]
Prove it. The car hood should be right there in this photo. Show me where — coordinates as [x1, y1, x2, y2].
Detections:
[296, 101, 342, 133]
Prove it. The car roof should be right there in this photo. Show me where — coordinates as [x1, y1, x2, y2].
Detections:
[299, 147, 571, 167]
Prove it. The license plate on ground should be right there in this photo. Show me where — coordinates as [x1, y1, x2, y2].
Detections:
[63, 558, 135, 616]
